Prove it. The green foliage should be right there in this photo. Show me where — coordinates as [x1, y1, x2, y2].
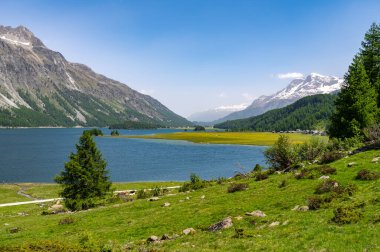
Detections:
[298, 137, 328, 162]
[179, 173, 207, 192]
[136, 190, 150, 199]
[319, 151, 345, 164]
[54, 132, 112, 211]
[255, 172, 269, 181]
[58, 217, 75, 225]
[227, 183, 248, 193]
[215, 94, 336, 131]
[278, 179, 288, 188]
[110, 130, 119, 136]
[109, 121, 163, 129]
[252, 164, 262, 173]
[264, 135, 299, 171]
[332, 205, 363, 224]
[194, 125, 206, 131]
[84, 128, 103, 136]
[330, 23, 380, 139]
[355, 169, 380, 180]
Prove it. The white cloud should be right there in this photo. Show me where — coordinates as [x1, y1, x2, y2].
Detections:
[218, 92, 226, 98]
[214, 103, 249, 112]
[276, 72, 304, 79]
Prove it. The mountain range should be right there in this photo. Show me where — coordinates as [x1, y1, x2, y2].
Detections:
[211, 73, 343, 124]
[0, 25, 191, 127]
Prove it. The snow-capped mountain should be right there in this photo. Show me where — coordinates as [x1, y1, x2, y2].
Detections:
[213, 73, 343, 123]
[188, 103, 249, 122]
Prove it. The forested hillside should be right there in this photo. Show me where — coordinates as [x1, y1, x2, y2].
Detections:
[215, 94, 336, 132]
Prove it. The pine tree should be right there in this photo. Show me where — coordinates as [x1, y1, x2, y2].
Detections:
[330, 56, 378, 138]
[55, 131, 112, 211]
[360, 23, 380, 106]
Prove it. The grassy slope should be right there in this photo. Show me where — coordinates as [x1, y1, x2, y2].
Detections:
[117, 132, 324, 146]
[0, 150, 379, 251]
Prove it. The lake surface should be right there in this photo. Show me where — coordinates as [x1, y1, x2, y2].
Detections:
[0, 128, 267, 182]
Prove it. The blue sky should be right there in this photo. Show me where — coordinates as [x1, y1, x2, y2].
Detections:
[1, 0, 379, 117]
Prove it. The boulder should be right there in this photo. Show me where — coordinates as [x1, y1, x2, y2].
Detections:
[268, 221, 280, 227]
[48, 203, 65, 213]
[148, 197, 160, 201]
[208, 217, 233, 231]
[245, 210, 266, 217]
[182, 228, 196, 235]
[161, 234, 170, 240]
[147, 235, 159, 243]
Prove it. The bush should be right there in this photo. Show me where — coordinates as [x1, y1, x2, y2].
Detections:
[298, 137, 328, 162]
[227, 183, 248, 193]
[363, 124, 380, 142]
[318, 165, 337, 175]
[356, 169, 380, 180]
[59, 217, 74, 225]
[315, 179, 339, 194]
[151, 186, 162, 197]
[255, 172, 269, 181]
[320, 151, 345, 164]
[294, 168, 319, 180]
[216, 177, 227, 184]
[194, 125, 205, 131]
[110, 130, 119, 136]
[252, 164, 262, 173]
[136, 189, 150, 199]
[278, 179, 288, 188]
[264, 135, 299, 171]
[332, 205, 362, 224]
[307, 196, 325, 210]
[179, 173, 207, 192]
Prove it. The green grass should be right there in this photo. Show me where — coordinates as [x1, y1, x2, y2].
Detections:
[117, 131, 326, 146]
[0, 185, 30, 204]
[0, 150, 379, 251]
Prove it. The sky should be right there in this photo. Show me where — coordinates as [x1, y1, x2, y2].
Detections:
[0, 0, 380, 118]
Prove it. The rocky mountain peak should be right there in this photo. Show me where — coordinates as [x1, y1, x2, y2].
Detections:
[0, 25, 45, 48]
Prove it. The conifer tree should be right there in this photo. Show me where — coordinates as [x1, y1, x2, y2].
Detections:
[55, 131, 112, 210]
[330, 56, 378, 138]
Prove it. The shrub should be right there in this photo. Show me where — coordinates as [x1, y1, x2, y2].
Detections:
[356, 169, 380, 180]
[294, 168, 319, 180]
[216, 177, 227, 184]
[255, 172, 269, 181]
[179, 173, 208, 192]
[252, 164, 262, 173]
[110, 130, 119, 136]
[59, 217, 74, 225]
[307, 196, 325, 210]
[227, 183, 248, 193]
[194, 125, 205, 131]
[315, 179, 339, 194]
[363, 124, 380, 142]
[318, 165, 337, 175]
[298, 137, 328, 162]
[320, 151, 345, 164]
[151, 186, 162, 197]
[332, 205, 362, 224]
[136, 189, 150, 199]
[278, 179, 288, 188]
[264, 135, 299, 171]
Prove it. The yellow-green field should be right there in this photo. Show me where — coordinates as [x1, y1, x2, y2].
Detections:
[117, 131, 326, 146]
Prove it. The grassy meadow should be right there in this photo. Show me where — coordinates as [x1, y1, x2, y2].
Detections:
[117, 131, 325, 146]
[0, 150, 379, 251]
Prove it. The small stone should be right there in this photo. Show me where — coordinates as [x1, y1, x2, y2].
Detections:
[372, 157, 380, 163]
[269, 221, 280, 227]
[185, 197, 190, 200]
[200, 195, 205, 199]
[282, 220, 289, 225]
[9, 227, 20, 233]
[162, 202, 170, 207]
[347, 162, 357, 167]
[333, 182, 339, 188]
[148, 197, 160, 201]
[17, 212, 28, 216]
[208, 217, 233, 231]
[171, 234, 180, 239]
[182, 228, 196, 235]
[4, 223, 9, 226]
[319, 175, 330, 180]
[147, 235, 159, 243]
[291, 205, 300, 211]
[235, 216, 243, 220]
[292, 205, 309, 211]
[245, 210, 266, 217]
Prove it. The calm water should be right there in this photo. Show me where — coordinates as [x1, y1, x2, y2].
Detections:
[0, 128, 267, 182]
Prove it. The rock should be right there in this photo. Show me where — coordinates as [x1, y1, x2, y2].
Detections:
[268, 221, 280, 227]
[9, 227, 20, 233]
[200, 195, 205, 199]
[245, 210, 266, 217]
[182, 228, 196, 235]
[208, 217, 233, 231]
[161, 234, 170, 240]
[235, 216, 243, 221]
[319, 175, 330, 180]
[333, 182, 339, 188]
[4, 223, 9, 226]
[146, 235, 159, 243]
[162, 202, 171, 207]
[292, 205, 309, 211]
[48, 203, 65, 213]
[172, 233, 180, 239]
[185, 197, 190, 200]
[17, 212, 29, 216]
[275, 171, 282, 174]
[372, 157, 380, 162]
[282, 220, 289, 225]
[179, 200, 184, 203]
[347, 162, 357, 167]
[148, 197, 160, 201]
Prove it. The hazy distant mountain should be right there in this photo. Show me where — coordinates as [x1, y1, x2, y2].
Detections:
[213, 73, 343, 124]
[188, 103, 248, 122]
[0, 25, 191, 127]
